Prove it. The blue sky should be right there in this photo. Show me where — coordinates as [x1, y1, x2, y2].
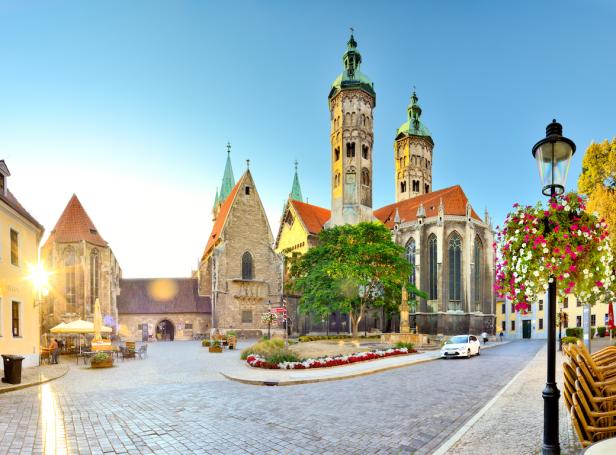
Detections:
[1, 0, 615, 277]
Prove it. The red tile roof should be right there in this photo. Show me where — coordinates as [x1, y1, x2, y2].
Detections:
[0, 189, 44, 232]
[202, 178, 242, 259]
[374, 185, 482, 228]
[291, 199, 331, 234]
[117, 278, 211, 314]
[44, 194, 107, 248]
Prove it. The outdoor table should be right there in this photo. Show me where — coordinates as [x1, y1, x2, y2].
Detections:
[584, 437, 616, 454]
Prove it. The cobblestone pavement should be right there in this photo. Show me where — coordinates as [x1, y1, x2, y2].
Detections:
[0, 340, 543, 455]
[446, 345, 583, 455]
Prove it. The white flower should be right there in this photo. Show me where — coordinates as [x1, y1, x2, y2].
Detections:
[565, 205, 571, 211]
[533, 271, 539, 277]
[543, 283, 549, 290]
[543, 248, 549, 254]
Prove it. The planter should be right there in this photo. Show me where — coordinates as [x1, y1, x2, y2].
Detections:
[209, 346, 223, 353]
[91, 358, 113, 368]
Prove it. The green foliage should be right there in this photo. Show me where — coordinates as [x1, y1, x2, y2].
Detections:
[297, 335, 380, 342]
[92, 352, 110, 362]
[566, 328, 583, 338]
[394, 341, 414, 351]
[561, 336, 580, 345]
[226, 330, 237, 337]
[289, 222, 424, 337]
[598, 326, 607, 337]
[578, 138, 616, 257]
[266, 350, 301, 364]
[240, 339, 285, 360]
[202, 340, 211, 347]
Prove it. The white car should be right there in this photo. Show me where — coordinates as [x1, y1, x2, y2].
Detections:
[440, 335, 481, 359]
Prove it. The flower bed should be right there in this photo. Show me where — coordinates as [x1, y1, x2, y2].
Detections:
[246, 347, 413, 370]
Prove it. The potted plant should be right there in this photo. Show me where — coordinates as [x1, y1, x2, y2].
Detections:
[208, 340, 223, 353]
[202, 339, 211, 347]
[91, 352, 113, 368]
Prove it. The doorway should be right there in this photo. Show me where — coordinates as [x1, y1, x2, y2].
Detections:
[156, 320, 175, 341]
[522, 320, 532, 339]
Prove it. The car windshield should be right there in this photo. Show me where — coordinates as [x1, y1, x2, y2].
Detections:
[447, 336, 469, 344]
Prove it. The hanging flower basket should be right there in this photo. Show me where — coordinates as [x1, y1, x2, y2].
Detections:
[495, 193, 614, 313]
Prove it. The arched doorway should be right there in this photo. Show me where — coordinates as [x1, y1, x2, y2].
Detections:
[156, 320, 175, 341]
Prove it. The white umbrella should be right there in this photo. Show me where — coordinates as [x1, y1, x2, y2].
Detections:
[93, 298, 103, 342]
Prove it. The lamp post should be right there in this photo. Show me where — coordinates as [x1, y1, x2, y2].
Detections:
[532, 119, 576, 455]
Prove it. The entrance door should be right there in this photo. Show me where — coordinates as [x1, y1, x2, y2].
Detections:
[522, 320, 532, 339]
[156, 320, 175, 341]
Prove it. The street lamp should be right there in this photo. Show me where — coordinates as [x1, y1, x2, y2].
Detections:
[531, 119, 576, 455]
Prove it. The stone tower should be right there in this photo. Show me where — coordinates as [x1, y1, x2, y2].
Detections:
[394, 89, 434, 202]
[327, 32, 376, 226]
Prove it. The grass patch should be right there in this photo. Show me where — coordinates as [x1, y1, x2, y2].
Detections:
[394, 341, 414, 351]
[240, 338, 285, 360]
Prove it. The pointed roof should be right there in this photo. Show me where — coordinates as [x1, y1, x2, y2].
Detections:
[289, 160, 303, 202]
[44, 194, 107, 248]
[202, 177, 243, 260]
[396, 89, 432, 143]
[290, 200, 331, 235]
[219, 142, 235, 202]
[374, 185, 482, 228]
[329, 31, 375, 101]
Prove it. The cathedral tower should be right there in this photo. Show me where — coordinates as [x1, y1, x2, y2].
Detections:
[212, 142, 236, 221]
[327, 32, 376, 226]
[394, 89, 434, 202]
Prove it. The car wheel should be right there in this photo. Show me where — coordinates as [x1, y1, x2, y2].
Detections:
[477, 347, 480, 356]
[467, 349, 471, 358]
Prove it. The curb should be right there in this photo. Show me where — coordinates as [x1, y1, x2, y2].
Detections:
[0, 365, 69, 394]
[432, 344, 542, 455]
[222, 341, 512, 386]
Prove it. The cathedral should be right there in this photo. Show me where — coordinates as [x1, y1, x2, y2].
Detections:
[275, 33, 496, 336]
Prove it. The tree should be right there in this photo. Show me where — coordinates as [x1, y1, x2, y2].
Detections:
[578, 138, 616, 256]
[288, 222, 423, 337]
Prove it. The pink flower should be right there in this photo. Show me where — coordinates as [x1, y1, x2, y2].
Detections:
[596, 281, 604, 288]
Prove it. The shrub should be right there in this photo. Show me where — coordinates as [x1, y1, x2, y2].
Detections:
[394, 341, 414, 351]
[591, 328, 596, 338]
[298, 335, 380, 342]
[202, 340, 211, 347]
[565, 328, 583, 338]
[226, 330, 237, 337]
[598, 327, 607, 337]
[266, 349, 301, 364]
[240, 338, 285, 360]
[92, 352, 110, 362]
[561, 336, 580, 345]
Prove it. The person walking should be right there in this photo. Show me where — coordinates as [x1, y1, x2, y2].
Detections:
[499, 331, 504, 342]
[49, 338, 59, 364]
[481, 331, 489, 345]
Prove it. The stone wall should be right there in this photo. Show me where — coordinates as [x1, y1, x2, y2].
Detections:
[412, 312, 495, 336]
[118, 313, 212, 341]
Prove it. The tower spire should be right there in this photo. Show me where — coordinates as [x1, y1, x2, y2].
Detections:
[219, 142, 235, 202]
[289, 160, 303, 202]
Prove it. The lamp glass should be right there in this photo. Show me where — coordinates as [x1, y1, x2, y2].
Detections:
[534, 140, 574, 193]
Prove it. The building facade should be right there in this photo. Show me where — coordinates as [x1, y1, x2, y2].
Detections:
[275, 34, 496, 336]
[0, 160, 45, 368]
[497, 294, 614, 340]
[40, 195, 122, 335]
[117, 278, 211, 341]
[199, 158, 283, 335]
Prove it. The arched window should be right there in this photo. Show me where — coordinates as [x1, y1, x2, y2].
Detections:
[346, 142, 355, 158]
[448, 233, 462, 306]
[428, 235, 437, 300]
[400, 181, 407, 193]
[362, 145, 369, 160]
[474, 237, 483, 310]
[334, 147, 340, 161]
[64, 247, 76, 313]
[361, 168, 370, 186]
[242, 251, 253, 280]
[406, 239, 416, 286]
[89, 249, 100, 314]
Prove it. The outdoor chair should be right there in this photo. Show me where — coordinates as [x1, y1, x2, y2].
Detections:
[137, 345, 147, 359]
[571, 393, 616, 447]
[119, 346, 136, 360]
[574, 340, 616, 369]
[576, 362, 616, 396]
[227, 335, 237, 350]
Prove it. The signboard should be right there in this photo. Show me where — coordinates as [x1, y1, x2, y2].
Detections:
[274, 307, 287, 313]
[583, 304, 591, 352]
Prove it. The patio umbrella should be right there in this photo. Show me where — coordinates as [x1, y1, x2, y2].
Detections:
[56, 319, 112, 334]
[93, 298, 103, 342]
[50, 322, 69, 333]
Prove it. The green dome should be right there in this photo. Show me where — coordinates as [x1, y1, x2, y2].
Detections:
[396, 90, 432, 142]
[328, 33, 375, 101]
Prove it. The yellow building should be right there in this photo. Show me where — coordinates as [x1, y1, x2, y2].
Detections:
[0, 160, 45, 369]
[496, 294, 612, 339]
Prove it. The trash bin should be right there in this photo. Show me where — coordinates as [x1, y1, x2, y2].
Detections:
[1, 354, 25, 385]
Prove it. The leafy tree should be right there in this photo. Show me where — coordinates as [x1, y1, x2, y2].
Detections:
[288, 222, 424, 337]
[578, 138, 616, 256]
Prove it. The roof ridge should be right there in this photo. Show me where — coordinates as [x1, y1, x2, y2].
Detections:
[44, 194, 107, 248]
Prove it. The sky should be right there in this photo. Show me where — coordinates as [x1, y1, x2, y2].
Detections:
[1, 0, 615, 278]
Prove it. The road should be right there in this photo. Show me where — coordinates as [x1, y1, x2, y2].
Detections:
[0, 340, 544, 455]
